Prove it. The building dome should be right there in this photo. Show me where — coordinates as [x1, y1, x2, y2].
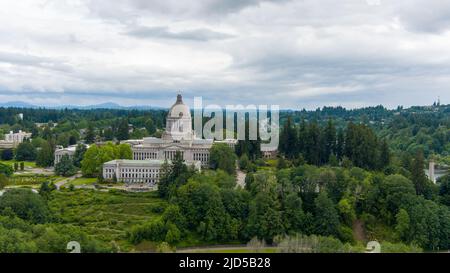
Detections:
[168, 94, 191, 119]
[164, 93, 193, 141]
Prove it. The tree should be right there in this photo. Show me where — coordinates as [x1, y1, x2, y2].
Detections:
[410, 150, 431, 197]
[81, 143, 132, 177]
[209, 143, 237, 175]
[314, 192, 340, 237]
[72, 144, 87, 168]
[116, 118, 129, 141]
[55, 154, 77, 177]
[36, 141, 54, 167]
[1, 149, 14, 160]
[238, 154, 250, 171]
[0, 163, 13, 177]
[85, 122, 96, 144]
[279, 116, 298, 159]
[246, 192, 284, 243]
[15, 140, 37, 161]
[379, 139, 391, 170]
[438, 175, 450, 206]
[103, 127, 114, 141]
[395, 209, 410, 241]
[324, 119, 337, 163]
[282, 193, 305, 233]
[39, 181, 56, 200]
[144, 118, 156, 135]
[0, 188, 50, 224]
[277, 156, 288, 170]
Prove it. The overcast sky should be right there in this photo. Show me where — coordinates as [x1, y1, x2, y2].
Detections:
[0, 0, 450, 109]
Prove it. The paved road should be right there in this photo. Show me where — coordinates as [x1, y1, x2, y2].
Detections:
[235, 160, 246, 188]
[236, 169, 246, 189]
[55, 173, 81, 190]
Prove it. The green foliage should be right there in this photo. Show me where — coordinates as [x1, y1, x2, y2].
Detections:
[116, 118, 129, 141]
[0, 163, 13, 177]
[314, 192, 340, 237]
[0, 188, 50, 224]
[36, 140, 54, 167]
[15, 140, 37, 161]
[55, 154, 77, 177]
[72, 144, 87, 168]
[81, 142, 132, 177]
[209, 143, 237, 175]
[0, 174, 8, 190]
[84, 122, 96, 144]
[1, 149, 14, 160]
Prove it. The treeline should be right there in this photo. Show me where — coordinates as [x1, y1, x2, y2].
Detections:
[279, 118, 390, 171]
[128, 147, 447, 251]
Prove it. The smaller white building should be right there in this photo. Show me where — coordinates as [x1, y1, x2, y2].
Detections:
[0, 130, 32, 148]
[103, 159, 201, 186]
[4, 130, 32, 143]
[54, 144, 89, 164]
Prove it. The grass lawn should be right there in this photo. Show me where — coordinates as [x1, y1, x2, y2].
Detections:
[7, 173, 62, 187]
[69, 177, 98, 186]
[48, 189, 168, 251]
[0, 160, 37, 168]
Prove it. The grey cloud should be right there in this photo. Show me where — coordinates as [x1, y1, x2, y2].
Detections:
[85, 0, 290, 21]
[0, 51, 73, 73]
[394, 1, 450, 33]
[124, 26, 234, 41]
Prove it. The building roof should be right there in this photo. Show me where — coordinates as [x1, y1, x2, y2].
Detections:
[168, 94, 191, 119]
[103, 159, 202, 168]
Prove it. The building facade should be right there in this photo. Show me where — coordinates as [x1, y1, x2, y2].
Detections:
[130, 94, 237, 166]
[54, 144, 89, 165]
[103, 159, 201, 186]
[0, 130, 32, 148]
[103, 94, 237, 187]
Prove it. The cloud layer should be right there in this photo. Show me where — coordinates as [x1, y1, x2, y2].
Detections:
[0, 0, 449, 109]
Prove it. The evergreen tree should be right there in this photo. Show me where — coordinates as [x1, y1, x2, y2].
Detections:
[379, 139, 391, 170]
[314, 192, 340, 237]
[410, 150, 429, 196]
[72, 144, 87, 168]
[36, 141, 54, 167]
[336, 129, 345, 160]
[116, 118, 130, 141]
[85, 122, 96, 144]
[324, 119, 337, 163]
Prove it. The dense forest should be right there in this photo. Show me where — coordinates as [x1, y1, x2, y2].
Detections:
[0, 103, 449, 252]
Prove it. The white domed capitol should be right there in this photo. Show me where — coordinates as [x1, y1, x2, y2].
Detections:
[102, 94, 237, 188]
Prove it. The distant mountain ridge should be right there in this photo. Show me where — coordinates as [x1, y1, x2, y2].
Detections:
[0, 101, 166, 110]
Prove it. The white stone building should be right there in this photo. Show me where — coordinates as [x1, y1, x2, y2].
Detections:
[103, 159, 201, 186]
[130, 94, 237, 166]
[0, 130, 32, 148]
[54, 144, 89, 164]
[103, 94, 237, 187]
[4, 130, 32, 143]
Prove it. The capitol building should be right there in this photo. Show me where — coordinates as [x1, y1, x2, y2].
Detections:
[103, 94, 237, 186]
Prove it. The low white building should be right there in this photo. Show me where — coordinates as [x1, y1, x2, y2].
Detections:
[0, 130, 32, 148]
[54, 144, 89, 164]
[4, 130, 32, 143]
[102, 159, 201, 186]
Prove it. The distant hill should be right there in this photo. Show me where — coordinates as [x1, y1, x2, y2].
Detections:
[0, 101, 166, 110]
